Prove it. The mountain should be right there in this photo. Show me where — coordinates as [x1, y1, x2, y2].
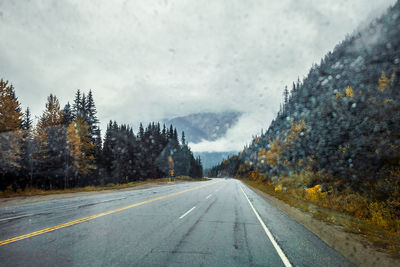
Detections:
[210, 1, 400, 189]
[208, 3, 400, 253]
[163, 111, 242, 144]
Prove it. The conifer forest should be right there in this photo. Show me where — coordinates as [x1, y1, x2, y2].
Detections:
[0, 86, 203, 191]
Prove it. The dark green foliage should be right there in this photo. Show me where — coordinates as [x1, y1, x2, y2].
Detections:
[207, 155, 242, 178]
[1, 87, 203, 191]
[211, 2, 400, 200]
[62, 102, 73, 126]
[19, 108, 33, 189]
[101, 120, 203, 183]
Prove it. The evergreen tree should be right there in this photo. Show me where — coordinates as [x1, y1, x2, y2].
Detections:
[283, 85, 289, 106]
[81, 93, 87, 120]
[181, 131, 186, 145]
[62, 102, 73, 126]
[33, 94, 66, 189]
[168, 124, 174, 140]
[138, 123, 144, 141]
[66, 115, 96, 187]
[86, 90, 100, 139]
[72, 89, 81, 119]
[0, 79, 23, 190]
[20, 107, 33, 189]
[101, 121, 115, 182]
[173, 128, 178, 143]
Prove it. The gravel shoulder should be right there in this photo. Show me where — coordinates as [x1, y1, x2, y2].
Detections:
[246, 184, 400, 267]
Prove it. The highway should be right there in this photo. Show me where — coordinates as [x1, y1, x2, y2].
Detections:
[0, 178, 352, 266]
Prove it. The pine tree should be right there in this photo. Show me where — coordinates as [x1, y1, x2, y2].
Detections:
[21, 107, 32, 131]
[67, 116, 96, 186]
[86, 90, 100, 139]
[168, 124, 174, 140]
[83, 90, 101, 173]
[284, 86, 289, 106]
[81, 93, 87, 120]
[62, 102, 73, 126]
[101, 121, 115, 180]
[138, 123, 144, 141]
[20, 107, 33, 188]
[72, 89, 81, 119]
[0, 79, 23, 190]
[66, 121, 82, 186]
[0, 79, 23, 132]
[181, 131, 186, 145]
[173, 128, 178, 143]
[162, 124, 167, 140]
[33, 94, 66, 189]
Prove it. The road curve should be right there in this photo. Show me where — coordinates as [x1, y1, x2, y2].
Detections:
[0, 178, 352, 266]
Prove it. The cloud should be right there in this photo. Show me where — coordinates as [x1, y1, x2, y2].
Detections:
[190, 110, 276, 152]
[0, 0, 396, 151]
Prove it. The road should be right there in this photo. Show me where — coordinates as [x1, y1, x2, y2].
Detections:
[0, 178, 352, 266]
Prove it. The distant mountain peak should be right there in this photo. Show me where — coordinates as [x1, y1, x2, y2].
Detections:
[163, 111, 242, 144]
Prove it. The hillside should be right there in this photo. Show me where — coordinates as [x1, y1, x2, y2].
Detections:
[209, 1, 400, 255]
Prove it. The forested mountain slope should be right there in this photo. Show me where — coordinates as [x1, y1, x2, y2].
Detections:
[212, 1, 400, 192]
[209, 1, 400, 253]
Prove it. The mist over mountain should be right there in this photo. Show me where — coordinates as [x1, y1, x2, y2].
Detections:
[163, 111, 242, 144]
[163, 111, 242, 169]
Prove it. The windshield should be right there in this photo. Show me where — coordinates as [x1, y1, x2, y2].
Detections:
[1, 1, 399, 266]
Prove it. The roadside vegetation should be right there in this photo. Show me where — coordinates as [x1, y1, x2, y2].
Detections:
[0, 176, 209, 198]
[208, 1, 400, 257]
[242, 175, 400, 256]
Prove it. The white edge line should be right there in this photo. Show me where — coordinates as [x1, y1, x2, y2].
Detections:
[179, 206, 196, 219]
[0, 214, 33, 222]
[240, 186, 292, 267]
[206, 194, 212, 199]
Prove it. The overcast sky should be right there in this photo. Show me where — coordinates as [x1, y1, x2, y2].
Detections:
[0, 0, 396, 152]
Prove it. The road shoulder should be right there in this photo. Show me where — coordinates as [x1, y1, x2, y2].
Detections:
[0, 182, 172, 208]
[245, 183, 400, 267]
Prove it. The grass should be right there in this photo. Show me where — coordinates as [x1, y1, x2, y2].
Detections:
[242, 178, 400, 257]
[0, 176, 209, 198]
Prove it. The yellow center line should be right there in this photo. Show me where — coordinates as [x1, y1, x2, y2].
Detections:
[0, 181, 218, 247]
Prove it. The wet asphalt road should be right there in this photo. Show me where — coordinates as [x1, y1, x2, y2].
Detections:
[0, 178, 352, 266]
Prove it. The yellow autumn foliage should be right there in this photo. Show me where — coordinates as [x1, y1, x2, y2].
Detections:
[378, 71, 389, 92]
[345, 85, 354, 99]
[285, 120, 306, 147]
[66, 116, 96, 176]
[265, 138, 281, 166]
[304, 184, 328, 202]
[274, 184, 283, 192]
[383, 98, 391, 104]
[340, 144, 349, 153]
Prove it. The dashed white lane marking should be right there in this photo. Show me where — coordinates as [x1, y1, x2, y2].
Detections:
[179, 206, 196, 219]
[206, 194, 212, 199]
[240, 186, 292, 267]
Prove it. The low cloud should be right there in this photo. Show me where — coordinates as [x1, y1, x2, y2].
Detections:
[0, 0, 396, 151]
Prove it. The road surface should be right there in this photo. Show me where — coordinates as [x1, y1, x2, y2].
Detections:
[0, 178, 352, 266]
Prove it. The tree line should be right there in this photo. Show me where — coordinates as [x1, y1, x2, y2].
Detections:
[0, 85, 203, 191]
